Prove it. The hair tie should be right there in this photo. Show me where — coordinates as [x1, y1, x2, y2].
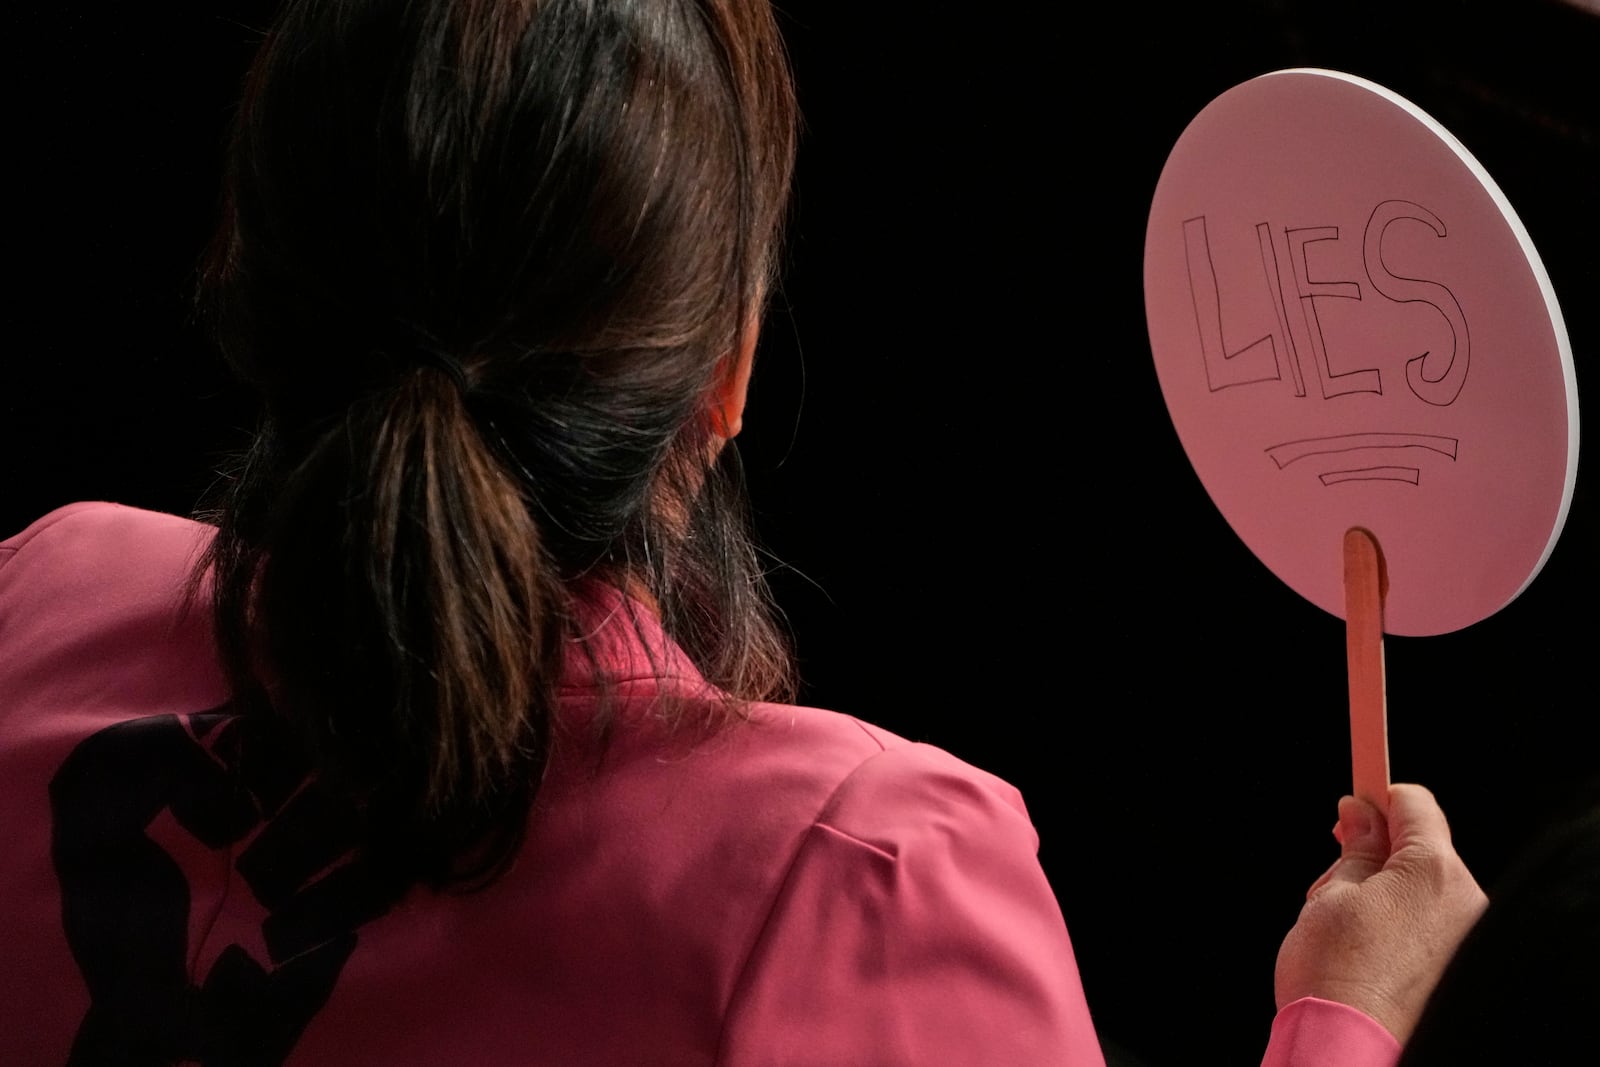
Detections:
[417, 347, 472, 394]
[381, 320, 473, 395]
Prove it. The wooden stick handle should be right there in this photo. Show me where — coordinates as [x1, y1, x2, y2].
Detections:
[1344, 527, 1391, 814]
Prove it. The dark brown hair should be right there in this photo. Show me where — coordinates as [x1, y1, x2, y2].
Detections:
[196, 0, 798, 884]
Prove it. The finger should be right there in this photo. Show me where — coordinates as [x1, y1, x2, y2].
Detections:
[1385, 782, 1454, 854]
[1325, 793, 1390, 887]
[1306, 855, 1341, 899]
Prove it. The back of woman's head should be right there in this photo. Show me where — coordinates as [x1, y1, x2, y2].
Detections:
[198, 0, 798, 883]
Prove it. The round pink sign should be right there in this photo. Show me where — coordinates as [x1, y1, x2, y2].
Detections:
[1144, 68, 1577, 636]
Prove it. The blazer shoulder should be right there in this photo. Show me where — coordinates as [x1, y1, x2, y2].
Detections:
[0, 502, 216, 649]
[2, 501, 208, 557]
[813, 736, 1036, 855]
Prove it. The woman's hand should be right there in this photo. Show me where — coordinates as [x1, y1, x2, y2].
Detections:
[1274, 783, 1488, 1043]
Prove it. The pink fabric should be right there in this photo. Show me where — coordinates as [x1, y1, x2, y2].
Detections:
[0, 502, 1106, 1066]
[1262, 998, 1401, 1067]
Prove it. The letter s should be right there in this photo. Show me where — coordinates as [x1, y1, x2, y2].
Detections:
[1363, 200, 1470, 406]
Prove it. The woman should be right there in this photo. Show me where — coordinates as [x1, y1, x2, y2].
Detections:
[0, 1, 1483, 1064]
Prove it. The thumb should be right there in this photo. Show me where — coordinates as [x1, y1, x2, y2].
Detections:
[1382, 782, 1454, 858]
[1309, 794, 1391, 896]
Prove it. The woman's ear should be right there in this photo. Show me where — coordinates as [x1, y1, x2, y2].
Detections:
[711, 316, 759, 439]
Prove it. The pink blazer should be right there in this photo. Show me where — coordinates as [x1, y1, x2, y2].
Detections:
[0, 502, 1395, 1065]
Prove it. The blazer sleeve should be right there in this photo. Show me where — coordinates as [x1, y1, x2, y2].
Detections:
[715, 742, 1106, 1067]
[1261, 997, 1401, 1067]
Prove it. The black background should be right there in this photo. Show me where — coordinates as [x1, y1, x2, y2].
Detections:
[3, 2, 1596, 1064]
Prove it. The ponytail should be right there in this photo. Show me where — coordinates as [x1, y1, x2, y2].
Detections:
[204, 365, 564, 883]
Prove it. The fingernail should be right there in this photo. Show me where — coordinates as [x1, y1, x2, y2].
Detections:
[1332, 819, 1344, 845]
